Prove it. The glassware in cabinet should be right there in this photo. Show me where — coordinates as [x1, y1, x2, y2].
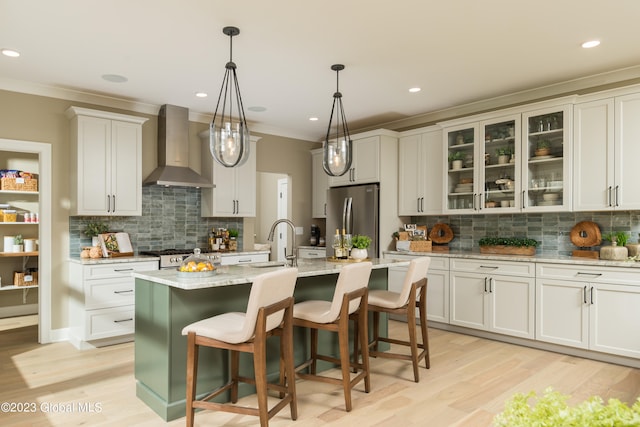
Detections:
[522, 106, 571, 210]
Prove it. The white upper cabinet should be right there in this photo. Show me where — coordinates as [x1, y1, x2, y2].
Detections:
[441, 101, 573, 214]
[574, 90, 640, 210]
[398, 127, 443, 215]
[521, 104, 572, 212]
[200, 134, 258, 217]
[328, 135, 381, 187]
[66, 107, 147, 216]
[311, 148, 328, 218]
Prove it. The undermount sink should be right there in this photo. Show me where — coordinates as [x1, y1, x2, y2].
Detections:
[249, 261, 288, 268]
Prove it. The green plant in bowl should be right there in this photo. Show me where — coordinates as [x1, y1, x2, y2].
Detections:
[84, 221, 108, 237]
[448, 151, 464, 162]
[352, 235, 372, 249]
[604, 231, 629, 246]
[536, 139, 551, 150]
[228, 228, 239, 239]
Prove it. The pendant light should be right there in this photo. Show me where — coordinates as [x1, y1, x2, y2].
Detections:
[322, 64, 352, 177]
[210, 26, 250, 168]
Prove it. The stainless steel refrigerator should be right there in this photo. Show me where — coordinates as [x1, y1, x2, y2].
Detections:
[326, 183, 379, 258]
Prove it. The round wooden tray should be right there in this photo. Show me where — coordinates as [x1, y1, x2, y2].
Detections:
[429, 223, 454, 244]
[570, 221, 602, 248]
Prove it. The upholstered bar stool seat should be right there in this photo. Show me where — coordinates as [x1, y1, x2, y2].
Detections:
[293, 261, 372, 412]
[182, 267, 299, 427]
[367, 256, 431, 382]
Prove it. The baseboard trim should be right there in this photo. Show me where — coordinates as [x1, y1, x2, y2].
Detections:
[0, 304, 38, 318]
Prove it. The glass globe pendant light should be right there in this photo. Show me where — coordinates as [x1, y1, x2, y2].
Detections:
[210, 26, 250, 168]
[322, 64, 352, 177]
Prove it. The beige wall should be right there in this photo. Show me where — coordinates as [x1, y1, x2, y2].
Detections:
[0, 89, 318, 333]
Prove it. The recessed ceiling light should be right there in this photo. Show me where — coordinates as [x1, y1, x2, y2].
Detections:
[195, 92, 208, 98]
[581, 40, 600, 49]
[248, 106, 267, 112]
[309, 117, 319, 121]
[409, 87, 421, 93]
[1, 48, 20, 58]
[101, 74, 128, 83]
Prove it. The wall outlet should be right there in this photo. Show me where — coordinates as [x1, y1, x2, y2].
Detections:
[295, 226, 303, 235]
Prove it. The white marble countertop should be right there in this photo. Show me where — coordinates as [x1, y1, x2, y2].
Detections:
[384, 249, 640, 269]
[68, 250, 271, 265]
[132, 258, 410, 290]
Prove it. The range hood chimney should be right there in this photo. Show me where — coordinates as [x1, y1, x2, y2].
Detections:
[143, 104, 213, 188]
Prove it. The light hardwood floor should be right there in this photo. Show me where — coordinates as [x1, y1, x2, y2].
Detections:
[1, 317, 639, 426]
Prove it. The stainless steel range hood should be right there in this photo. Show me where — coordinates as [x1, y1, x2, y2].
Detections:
[143, 104, 213, 188]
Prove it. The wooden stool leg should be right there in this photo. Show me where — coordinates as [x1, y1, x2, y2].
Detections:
[407, 309, 420, 382]
[310, 328, 318, 374]
[338, 316, 353, 412]
[185, 332, 198, 427]
[283, 319, 298, 420]
[253, 337, 269, 427]
[419, 298, 430, 369]
[230, 350, 240, 403]
[358, 308, 371, 392]
[372, 311, 380, 352]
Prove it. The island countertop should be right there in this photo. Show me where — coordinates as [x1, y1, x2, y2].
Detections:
[132, 257, 410, 290]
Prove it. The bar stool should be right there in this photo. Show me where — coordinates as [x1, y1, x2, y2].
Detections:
[292, 261, 372, 412]
[182, 267, 299, 427]
[367, 256, 431, 382]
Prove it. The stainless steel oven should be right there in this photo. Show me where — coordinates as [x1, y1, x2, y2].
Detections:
[140, 249, 219, 270]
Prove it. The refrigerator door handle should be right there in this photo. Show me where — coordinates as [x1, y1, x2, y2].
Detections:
[344, 197, 353, 234]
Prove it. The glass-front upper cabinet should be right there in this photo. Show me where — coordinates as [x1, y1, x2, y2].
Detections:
[444, 115, 520, 214]
[445, 123, 478, 213]
[481, 116, 520, 212]
[521, 105, 572, 211]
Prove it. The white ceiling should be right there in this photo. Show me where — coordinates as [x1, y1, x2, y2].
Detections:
[2, 0, 640, 141]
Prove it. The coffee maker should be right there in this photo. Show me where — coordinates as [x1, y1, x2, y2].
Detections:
[310, 224, 321, 246]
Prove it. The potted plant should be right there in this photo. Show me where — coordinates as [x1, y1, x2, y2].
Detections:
[350, 234, 371, 260]
[84, 221, 108, 246]
[478, 236, 539, 255]
[600, 231, 629, 260]
[13, 234, 24, 252]
[448, 151, 464, 170]
[495, 147, 511, 164]
[228, 228, 239, 251]
[535, 140, 551, 156]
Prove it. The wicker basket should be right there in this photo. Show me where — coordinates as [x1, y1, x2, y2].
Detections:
[14, 271, 38, 287]
[1, 177, 38, 192]
[409, 240, 432, 252]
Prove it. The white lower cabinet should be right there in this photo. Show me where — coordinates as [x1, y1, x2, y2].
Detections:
[298, 247, 327, 259]
[536, 263, 640, 359]
[69, 260, 158, 349]
[220, 252, 269, 266]
[450, 259, 535, 339]
[384, 254, 450, 323]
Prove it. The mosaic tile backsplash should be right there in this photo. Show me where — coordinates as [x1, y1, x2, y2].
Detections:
[412, 211, 640, 256]
[69, 186, 243, 257]
[69, 186, 640, 258]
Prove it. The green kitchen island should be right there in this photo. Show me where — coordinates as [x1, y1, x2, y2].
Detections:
[132, 257, 408, 421]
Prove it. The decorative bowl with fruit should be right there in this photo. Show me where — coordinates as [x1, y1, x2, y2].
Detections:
[177, 248, 217, 278]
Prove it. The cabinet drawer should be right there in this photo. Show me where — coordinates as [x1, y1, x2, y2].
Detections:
[221, 253, 269, 265]
[536, 263, 640, 285]
[84, 277, 134, 309]
[84, 261, 158, 279]
[298, 248, 327, 259]
[451, 258, 534, 277]
[384, 254, 449, 270]
[85, 305, 134, 340]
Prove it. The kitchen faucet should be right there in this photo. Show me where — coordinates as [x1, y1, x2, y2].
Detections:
[267, 219, 297, 267]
